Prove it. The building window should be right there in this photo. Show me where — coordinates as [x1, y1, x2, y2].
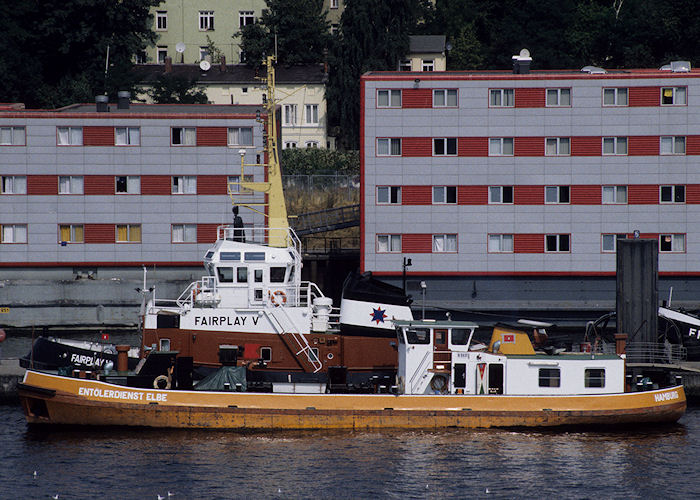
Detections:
[0, 126, 25, 145]
[260, 346, 272, 362]
[602, 136, 627, 155]
[157, 46, 168, 64]
[488, 137, 514, 156]
[116, 224, 141, 243]
[171, 127, 196, 145]
[283, 104, 297, 126]
[172, 176, 197, 194]
[57, 126, 83, 146]
[602, 234, 627, 253]
[488, 186, 513, 204]
[283, 141, 297, 149]
[433, 138, 457, 156]
[377, 138, 401, 156]
[433, 234, 457, 253]
[172, 224, 197, 243]
[490, 89, 514, 107]
[199, 47, 209, 61]
[377, 186, 401, 204]
[305, 141, 319, 148]
[603, 87, 628, 106]
[584, 368, 605, 388]
[228, 127, 253, 146]
[115, 127, 140, 146]
[156, 11, 167, 30]
[239, 11, 255, 28]
[538, 368, 561, 387]
[305, 104, 319, 125]
[399, 59, 411, 71]
[660, 136, 685, 155]
[377, 89, 401, 108]
[545, 186, 570, 204]
[661, 87, 687, 105]
[602, 185, 627, 204]
[433, 186, 457, 204]
[660, 185, 685, 203]
[228, 175, 254, 195]
[488, 234, 514, 253]
[1, 224, 27, 243]
[377, 234, 401, 253]
[545, 234, 570, 253]
[422, 59, 434, 72]
[546, 137, 570, 156]
[59, 224, 83, 243]
[115, 176, 140, 194]
[433, 89, 457, 107]
[199, 11, 214, 31]
[546, 88, 571, 107]
[330, 24, 339, 36]
[1, 175, 27, 194]
[58, 176, 83, 194]
[330, 0, 339, 8]
[659, 234, 685, 253]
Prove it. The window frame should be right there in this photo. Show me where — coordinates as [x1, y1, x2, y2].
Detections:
[198, 10, 215, 31]
[115, 127, 140, 146]
[0, 126, 25, 145]
[239, 10, 255, 28]
[603, 87, 628, 106]
[546, 88, 571, 107]
[661, 86, 687, 106]
[545, 234, 571, 253]
[422, 59, 434, 72]
[602, 233, 628, 253]
[433, 89, 458, 108]
[283, 141, 297, 149]
[376, 138, 401, 157]
[58, 224, 84, 244]
[488, 234, 514, 253]
[157, 46, 168, 64]
[432, 234, 457, 253]
[432, 186, 457, 204]
[659, 233, 685, 253]
[660, 185, 685, 204]
[227, 127, 253, 146]
[58, 175, 84, 195]
[116, 224, 142, 243]
[282, 104, 297, 126]
[171, 127, 196, 146]
[171, 223, 197, 243]
[304, 104, 319, 125]
[602, 185, 627, 204]
[377, 186, 401, 205]
[57, 126, 83, 146]
[433, 137, 457, 156]
[538, 368, 561, 387]
[489, 88, 514, 107]
[488, 186, 514, 204]
[115, 175, 140, 195]
[172, 175, 197, 195]
[545, 137, 571, 156]
[1, 223, 27, 244]
[376, 234, 401, 253]
[544, 186, 570, 204]
[584, 368, 606, 388]
[660, 136, 686, 155]
[602, 136, 628, 155]
[1, 175, 27, 194]
[377, 89, 401, 108]
[156, 11, 167, 31]
[488, 137, 514, 156]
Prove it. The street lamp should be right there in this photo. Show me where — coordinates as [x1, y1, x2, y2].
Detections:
[402, 257, 412, 294]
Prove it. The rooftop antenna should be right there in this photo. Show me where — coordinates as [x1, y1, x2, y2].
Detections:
[104, 43, 110, 94]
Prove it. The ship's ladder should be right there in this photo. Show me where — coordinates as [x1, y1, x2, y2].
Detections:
[265, 306, 322, 373]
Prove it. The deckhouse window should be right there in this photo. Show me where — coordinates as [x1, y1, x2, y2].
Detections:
[220, 252, 241, 261]
[245, 252, 265, 261]
[405, 328, 430, 344]
[270, 267, 286, 283]
[237, 267, 248, 283]
[584, 368, 605, 388]
[538, 368, 560, 387]
[451, 328, 470, 345]
[217, 267, 234, 283]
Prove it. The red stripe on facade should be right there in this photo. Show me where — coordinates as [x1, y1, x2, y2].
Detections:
[84, 224, 115, 243]
[197, 175, 228, 195]
[402, 185, 432, 205]
[197, 223, 218, 243]
[515, 88, 545, 108]
[515, 137, 544, 156]
[84, 175, 114, 195]
[402, 234, 432, 253]
[27, 175, 57, 195]
[571, 185, 601, 204]
[402, 89, 432, 108]
[141, 175, 171, 195]
[83, 126, 115, 146]
[458, 137, 488, 156]
[458, 185, 487, 204]
[196, 127, 227, 146]
[514, 185, 543, 205]
[629, 86, 659, 107]
[402, 137, 432, 157]
[628, 136, 659, 155]
[571, 136, 601, 156]
[687, 135, 700, 155]
[628, 184, 659, 204]
[514, 234, 544, 253]
[687, 185, 700, 204]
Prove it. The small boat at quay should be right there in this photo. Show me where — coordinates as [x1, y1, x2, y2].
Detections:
[18, 320, 686, 430]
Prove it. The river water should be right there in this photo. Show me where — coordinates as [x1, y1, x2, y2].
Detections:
[0, 402, 697, 499]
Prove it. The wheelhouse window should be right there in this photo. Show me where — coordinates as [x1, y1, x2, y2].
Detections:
[450, 328, 470, 345]
[489, 138, 513, 156]
[172, 127, 196, 146]
[602, 137, 627, 155]
[1, 175, 27, 194]
[237, 267, 248, 283]
[217, 267, 234, 283]
[545, 186, 570, 204]
[377, 138, 401, 156]
[490, 88, 514, 107]
[660, 136, 685, 155]
[1, 224, 27, 243]
[433, 234, 457, 253]
[433, 138, 457, 156]
[0, 126, 25, 145]
[405, 328, 430, 344]
[172, 224, 197, 243]
[546, 88, 571, 107]
[115, 176, 140, 194]
[661, 86, 686, 105]
[115, 127, 140, 146]
[377, 89, 401, 108]
[659, 234, 685, 253]
[228, 127, 253, 146]
[270, 267, 286, 283]
[433, 186, 456, 204]
[545, 137, 570, 156]
[172, 176, 196, 194]
[488, 234, 513, 253]
[57, 126, 82, 145]
[603, 87, 628, 106]
[602, 185, 627, 204]
[199, 10, 215, 31]
[488, 186, 513, 204]
[584, 368, 605, 388]
[377, 186, 401, 204]
[377, 234, 401, 253]
[59, 176, 83, 194]
[59, 224, 83, 243]
[660, 185, 685, 203]
[545, 234, 570, 253]
[433, 89, 457, 107]
[116, 224, 141, 242]
[219, 252, 241, 261]
[602, 234, 627, 253]
[539, 368, 561, 387]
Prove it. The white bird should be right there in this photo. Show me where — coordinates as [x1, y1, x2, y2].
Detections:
[33, 471, 37, 478]
[51, 495, 59, 499]
[157, 495, 165, 500]
[485, 488, 490, 494]
[277, 488, 282, 493]
[168, 493, 175, 498]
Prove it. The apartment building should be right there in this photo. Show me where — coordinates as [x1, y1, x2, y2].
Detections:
[360, 60, 700, 321]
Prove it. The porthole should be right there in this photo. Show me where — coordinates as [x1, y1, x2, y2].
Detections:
[327, 353, 334, 360]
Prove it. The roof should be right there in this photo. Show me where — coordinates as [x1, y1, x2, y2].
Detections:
[133, 63, 328, 85]
[57, 103, 264, 114]
[408, 35, 446, 54]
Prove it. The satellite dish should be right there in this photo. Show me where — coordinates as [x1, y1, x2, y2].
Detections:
[519, 48, 530, 58]
[175, 42, 186, 54]
[199, 60, 211, 71]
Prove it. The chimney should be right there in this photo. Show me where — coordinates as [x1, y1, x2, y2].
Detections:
[512, 48, 532, 74]
[220, 55, 226, 72]
[95, 95, 109, 112]
[117, 91, 130, 110]
[164, 56, 173, 73]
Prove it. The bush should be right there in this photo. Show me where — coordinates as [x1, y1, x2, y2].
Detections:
[280, 148, 359, 175]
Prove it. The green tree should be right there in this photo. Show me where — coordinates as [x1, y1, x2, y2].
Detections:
[236, 0, 331, 68]
[448, 22, 485, 70]
[0, 0, 159, 109]
[280, 148, 359, 175]
[147, 74, 208, 104]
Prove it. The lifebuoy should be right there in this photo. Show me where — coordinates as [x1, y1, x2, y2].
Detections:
[153, 375, 171, 390]
[270, 289, 287, 306]
[430, 374, 447, 392]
